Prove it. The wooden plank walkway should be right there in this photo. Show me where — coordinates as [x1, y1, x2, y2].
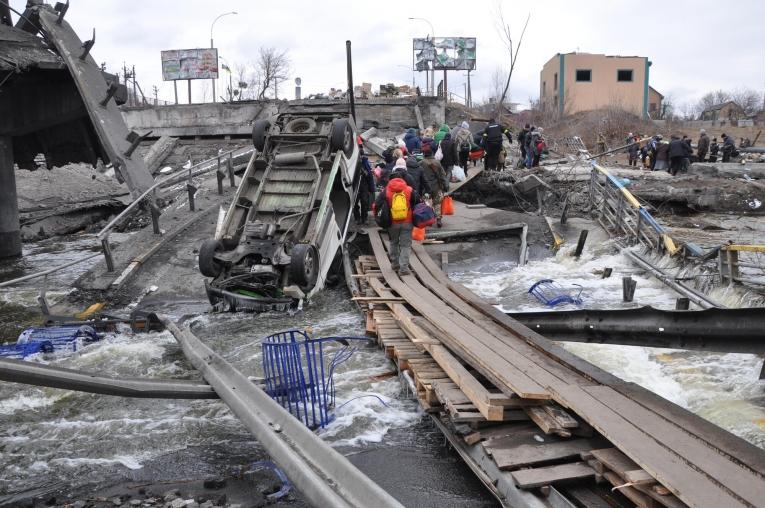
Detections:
[364, 228, 765, 508]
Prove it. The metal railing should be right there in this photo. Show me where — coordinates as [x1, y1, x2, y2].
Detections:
[97, 146, 255, 272]
[589, 163, 679, 255]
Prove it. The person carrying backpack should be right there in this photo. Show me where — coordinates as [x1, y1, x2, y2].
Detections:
[373, 172, 420, 275]
[453, 121, 473, 176]
[421, 144, 449, 228]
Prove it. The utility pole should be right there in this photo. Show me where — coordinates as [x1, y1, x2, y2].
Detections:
[132, 65, 137, 105]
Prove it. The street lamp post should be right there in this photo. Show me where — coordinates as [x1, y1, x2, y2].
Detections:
[408, 17, 435, 96]
[210, 11, 237, 103]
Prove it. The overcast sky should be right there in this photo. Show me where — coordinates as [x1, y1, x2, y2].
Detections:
[10, 0, 765, 108]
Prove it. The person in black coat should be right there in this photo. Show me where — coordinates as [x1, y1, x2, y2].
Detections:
[405, 155, 428, 196]
[439, 133, 457, 179]
[354, 155, 376, 224]
[668, 135, 686, 176]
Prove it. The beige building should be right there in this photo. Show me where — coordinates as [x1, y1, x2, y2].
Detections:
[540, 53, 656, 118]
[699, 101, 745, 122]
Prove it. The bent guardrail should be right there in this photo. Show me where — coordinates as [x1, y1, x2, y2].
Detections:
[97, 146, 255, 271]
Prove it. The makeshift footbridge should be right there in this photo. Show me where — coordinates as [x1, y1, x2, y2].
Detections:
[356, 228, 765, 508]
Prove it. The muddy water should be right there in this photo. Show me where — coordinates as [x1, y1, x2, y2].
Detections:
[0, 236, 495, 506]
[449, 237, 765, 449]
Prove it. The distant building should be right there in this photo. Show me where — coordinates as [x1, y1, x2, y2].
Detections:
[539, 52, 656, 118]
[648, 86, 664, 118]
[699, 101, 745, 122]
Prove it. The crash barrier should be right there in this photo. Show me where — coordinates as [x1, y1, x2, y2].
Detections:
[262, 330, 371, 429]
[528, 279, 583, 307]
[97, 146, 255, 272]
[0, 325, 101, 359]
[589, 163, 679, 255]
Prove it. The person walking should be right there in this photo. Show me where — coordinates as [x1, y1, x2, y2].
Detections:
[525, 127, 541, 168]
[696, 129, 710, 162]
[453, 121, 473, 175]
[373, 172, 419, 275]
[482, 118, 512, 171]
[433, 123, 450, 145]
[381, 157, 415, 189]
[681, 136, 693, 173]
[627, 135, 639, 167]
[721, 133, 735, 162]
[653, 135, 670, 171]
[709, 138, 719, 162]
[420, 144, 449, 228]
[668, 135, 685, 176]
[439, 132, 457, 179]
[517, 124, 530, 164]
[353, 155, 376, 225]
[403, 128, 421, 154]
[405, 155, 427, 196]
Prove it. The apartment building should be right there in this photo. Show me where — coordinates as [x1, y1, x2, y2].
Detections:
[540, 53, 659, 118]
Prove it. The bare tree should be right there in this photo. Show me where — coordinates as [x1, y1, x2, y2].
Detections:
[253, 47, 291, 100]
[730, 87, 762, 116]
[493, 1, 530, 121]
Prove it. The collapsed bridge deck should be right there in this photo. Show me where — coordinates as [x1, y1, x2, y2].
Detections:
[362, 228, 765, 507]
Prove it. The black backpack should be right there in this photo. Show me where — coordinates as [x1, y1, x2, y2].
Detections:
[375, 199, 392, 228]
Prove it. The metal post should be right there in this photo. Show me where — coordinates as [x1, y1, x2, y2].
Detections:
[346, 40, 356, 122]
[574, 230, 588, 258]
[101, 237, 115, 272]
[216, 170, 225, 195]
[174, 80, 178, 104]
[187, 183, 197, 211]
[675, 297, 690, 310]
[188, 79, 192, 104]
[588, 171, 596, 212]
[602, 267, 613, 279]
[150, 202, 161, 235]
[227, 155, 235, 187]
[0, 136, 21, 258]
[615, 193, 624, 234]
[727, 250, 739, 286]
[622, 276, 637, 302]
[443, 69, 447, 101]
[635, 210, 643, 246]
[132, 65, 137, 105]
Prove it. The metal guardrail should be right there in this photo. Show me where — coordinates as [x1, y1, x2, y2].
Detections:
[589, 163, 679, 255]
[97, 146, 255, 272]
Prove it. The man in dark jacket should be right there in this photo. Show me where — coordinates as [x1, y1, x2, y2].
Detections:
[721, 133, 735, 162]
[696, 129, 710, 162]
[373, 174, 419, 275]
[653, 136, 670, 171]
[354, 155, 376, 224]
[668, 135, 686, 175]
[420, 144, 449, 227]
[482, 118, 512, 171]
[517, 124, 530, 163]
[405, 155, 427, 196]
[403, 128, 421, 154]
[439, 132, 457, 179]
[709, 138, 719, 162]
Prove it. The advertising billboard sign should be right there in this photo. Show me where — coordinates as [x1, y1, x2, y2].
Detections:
[161, 48, 219, 81]
[413, 37, 476, 71]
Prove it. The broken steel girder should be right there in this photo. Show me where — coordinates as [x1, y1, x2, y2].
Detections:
[507, 306, 765, 354]
[36, 4, 154, 199]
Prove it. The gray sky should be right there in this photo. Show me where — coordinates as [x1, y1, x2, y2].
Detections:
[10, 0, 765, 108]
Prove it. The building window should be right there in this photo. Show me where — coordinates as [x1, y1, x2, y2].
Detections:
[649, 102, 657, 112]
[543, 81, 546, 95]
[576, 69, 591, 82]
[554, 73, 558, 90]
[617, 69, 633, 82]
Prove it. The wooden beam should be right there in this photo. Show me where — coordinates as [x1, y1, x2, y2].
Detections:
[511, 462, 595, 489]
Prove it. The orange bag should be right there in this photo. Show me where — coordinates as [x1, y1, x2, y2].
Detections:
[441, 196, 455, 216]
[412, 226, 426, 241]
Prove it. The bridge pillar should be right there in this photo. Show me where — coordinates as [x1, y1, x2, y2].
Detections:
[0, 136, 21, 258]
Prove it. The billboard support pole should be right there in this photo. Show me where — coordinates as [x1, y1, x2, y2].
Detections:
[345, 40, 356, 122]
[173, 80, 178, 105]
[443, 70, 447, 102]
[188, 80, 192, 104]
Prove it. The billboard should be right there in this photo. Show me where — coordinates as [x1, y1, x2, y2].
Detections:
[413, 37, 476, 71]
[161, 48, 219, 81]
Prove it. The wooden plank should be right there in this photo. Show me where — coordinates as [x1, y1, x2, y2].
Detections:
[623, 469, 656, 486]
[369, 232, 550, 400]
[591, 448, 641, 477]
[511, 462, 595, 489]
[543, 405, 579, 429]
[585, 385, 765, 507]
[633, 485, 687, 508]
[490, 439, 594, 470]
[429, 343, 506, 421]
[464, 431, 482, 446]
[551, 384, 745, 508]
[525, 406, 570, 437]
[603, 471, 657, 508]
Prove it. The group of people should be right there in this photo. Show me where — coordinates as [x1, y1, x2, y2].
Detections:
[516, 124, 546, 169]
[626, 129, 739, 176]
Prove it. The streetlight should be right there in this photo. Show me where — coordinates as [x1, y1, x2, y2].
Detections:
[210, 11, 237, 103]
[408, 17, 435, 96]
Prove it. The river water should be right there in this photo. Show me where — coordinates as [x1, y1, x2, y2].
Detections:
[1, 232, 763, 504]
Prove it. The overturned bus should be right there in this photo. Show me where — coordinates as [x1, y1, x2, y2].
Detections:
[199, 110, 361, 312]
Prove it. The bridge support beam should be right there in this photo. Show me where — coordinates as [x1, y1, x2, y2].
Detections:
[0, 136, 21, 258]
